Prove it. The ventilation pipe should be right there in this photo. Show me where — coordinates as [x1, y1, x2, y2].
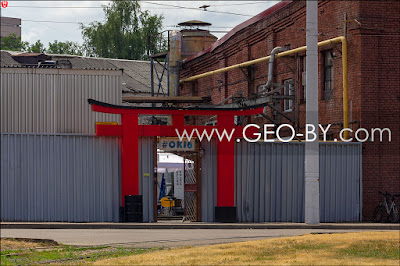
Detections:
[260, 46, 287, 93]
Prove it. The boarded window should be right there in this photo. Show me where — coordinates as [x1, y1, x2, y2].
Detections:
[284, 79, 295, 112]
[323, 51, 334, 100]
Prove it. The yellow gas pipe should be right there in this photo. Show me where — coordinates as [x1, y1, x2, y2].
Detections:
[180, 36, 349, 139]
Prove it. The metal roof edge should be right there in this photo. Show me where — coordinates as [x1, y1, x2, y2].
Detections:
[0, 67, 123, 75]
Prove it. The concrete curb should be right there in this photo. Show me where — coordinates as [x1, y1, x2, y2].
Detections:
[1, 222, 399, 230]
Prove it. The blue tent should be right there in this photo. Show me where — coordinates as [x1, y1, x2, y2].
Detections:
[158, 173, 166, 202]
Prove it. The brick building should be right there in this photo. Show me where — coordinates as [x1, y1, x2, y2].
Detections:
[0, 17, 21, 38]
[179, 0, 400, 220]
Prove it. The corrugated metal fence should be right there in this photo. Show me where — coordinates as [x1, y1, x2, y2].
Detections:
[1, 133, 121, 222]
[0, 68, 121, 134]
[201, 141, 217, 222]
[202, 141, 362, 222]
[2, 134, 361, 223]
[139, 137, 155, 222]
[1, 134, 156, 222]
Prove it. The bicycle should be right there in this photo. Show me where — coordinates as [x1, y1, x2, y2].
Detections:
[373, 191, 400, 223]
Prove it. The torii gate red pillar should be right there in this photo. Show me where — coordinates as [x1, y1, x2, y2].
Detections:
[89, 99, 263, 222]
[215, 115, 236, 221]
[121, 114, 139, 197]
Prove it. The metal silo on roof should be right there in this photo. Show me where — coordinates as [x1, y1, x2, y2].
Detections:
[177, 20, 218, 60]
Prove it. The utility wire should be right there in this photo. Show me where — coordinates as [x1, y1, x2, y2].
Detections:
[21, 20, 233, 31]
[22, 19, 90, 24]
[9, 3, 254, 17]
[165, 25, 235, 29]
[8, 2, 266, 9]
[206, 2, 269, 7]
[8, 5, 180, 10]
[141, 2, 253, 17]
[7, 6, 103, 8]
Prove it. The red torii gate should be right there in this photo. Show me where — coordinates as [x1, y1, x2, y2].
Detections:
[89, 99, 264, 222]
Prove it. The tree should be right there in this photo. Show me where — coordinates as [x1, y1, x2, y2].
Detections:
[28, 40, 45, 53]
[0, 34, 29, 51]
[80, 0, 164, 60]
[47, 41, 83, 56]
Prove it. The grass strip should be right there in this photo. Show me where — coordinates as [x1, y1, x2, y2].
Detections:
[93, 231, 399, 265]
[1, 238, 161, 265]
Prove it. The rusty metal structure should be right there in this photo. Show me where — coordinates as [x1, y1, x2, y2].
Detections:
[178, 20, 218, 60]
[147, 20, 218, 101]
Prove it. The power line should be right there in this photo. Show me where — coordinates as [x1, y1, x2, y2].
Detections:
[141, 2, 253, 17]
[8, 3, 255, 17]
[209, 2, 269, 7]
[7, 6, 103, 9]
[16, 1, 259, 26]
[21, 20, 234, 31]
[8, 2, 266, 9]
[165, 25, 235, 29]
[22, 19, 90, 25]
[8, 5, 179, 10]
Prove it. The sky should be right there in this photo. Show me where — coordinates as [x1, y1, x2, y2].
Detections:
[0, 1, 278, 47]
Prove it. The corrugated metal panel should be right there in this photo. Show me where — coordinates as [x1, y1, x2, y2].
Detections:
[319, 143, 363, 222]
[200, 142, 362, 222]
[1, 133, 121, 222]
[46, 56, 166, 94]
[234, 142, 362, 222]
[201, 140, 217, 222]
[1, 51, 21, 67]
[1, 68, 122, 134]
[139, 137, 155, 222]
[235, 142, 306, 222]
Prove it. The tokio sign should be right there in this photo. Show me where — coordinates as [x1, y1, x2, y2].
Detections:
[158, 137, 195, 152]
[1, 1, 8, 8]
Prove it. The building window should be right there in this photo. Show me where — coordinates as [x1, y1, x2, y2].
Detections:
[283, 79, 295, 112]
[323, 50, 334, 100]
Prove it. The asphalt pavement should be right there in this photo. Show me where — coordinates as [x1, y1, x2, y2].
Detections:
[0, 228, 374, 248]
[1, 221, 398, 248]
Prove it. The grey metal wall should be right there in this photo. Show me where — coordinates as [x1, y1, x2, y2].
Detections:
[319, 143, 362, 222]
[201, 141, 362, 222]
[235, 142, 305, 222]
[139, 137, 155, 222]
[1, 133, 121, 222]
[1, 68, 121, 134]
[201, 140, 217, 222]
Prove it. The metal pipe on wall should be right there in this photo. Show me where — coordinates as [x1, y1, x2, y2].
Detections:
[264, 46, 286, 91]
[179, 37, 349, 138]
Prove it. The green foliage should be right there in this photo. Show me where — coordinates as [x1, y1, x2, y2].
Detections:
[0, 241, 161, 265]
[80, 0, 164, 60]
[28, 40, 45, 53]
[47, 40, 83, 56]
[0, 34, 28, 51]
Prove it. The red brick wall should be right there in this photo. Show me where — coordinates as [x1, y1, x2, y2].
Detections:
[179, 0, 400, 220]
[357, 1, 400, 220]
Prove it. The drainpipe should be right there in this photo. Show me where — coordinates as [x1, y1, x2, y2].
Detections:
[259, 46, 285, 116]
[260, 46, 287, 93]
